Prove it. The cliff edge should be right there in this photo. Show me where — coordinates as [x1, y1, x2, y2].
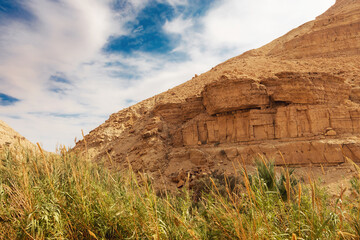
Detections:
[74, 0, 360, 188]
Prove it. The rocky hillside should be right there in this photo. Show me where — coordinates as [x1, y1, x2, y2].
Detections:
[74, 0, 360, 188]
[0, 120, 36, 151]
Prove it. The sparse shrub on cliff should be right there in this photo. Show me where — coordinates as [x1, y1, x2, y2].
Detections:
[247, 157, 298, 201]
[350, 176, 360, 195]
[190, 170, 243, 202]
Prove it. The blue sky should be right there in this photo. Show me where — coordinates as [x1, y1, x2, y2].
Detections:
[0, 0, 335, 151]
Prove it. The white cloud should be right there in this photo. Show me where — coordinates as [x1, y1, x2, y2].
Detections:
[0, 0, 335, 151]
[164, 16, 194, 36]
[163, 0, 336, 58]
[0, 0, 140, 150]
[161, 0, 188, 7]
[199, 0, 336, 51]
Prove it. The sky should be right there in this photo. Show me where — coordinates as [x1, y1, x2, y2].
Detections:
[0, 0, 335, 151]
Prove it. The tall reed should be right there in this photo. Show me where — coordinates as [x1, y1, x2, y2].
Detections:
[0, 147, 359, 239]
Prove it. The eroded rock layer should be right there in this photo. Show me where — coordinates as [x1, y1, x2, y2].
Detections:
[74, 0, 360, 188]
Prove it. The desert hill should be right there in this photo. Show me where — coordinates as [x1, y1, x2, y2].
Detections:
[0, 120, 36, 151]
[74, 0, 360, 187]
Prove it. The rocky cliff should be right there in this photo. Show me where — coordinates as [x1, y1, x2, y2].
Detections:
[74, 0, 360, 187]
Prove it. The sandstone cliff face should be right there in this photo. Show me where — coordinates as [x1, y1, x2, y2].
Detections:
[202, 77, 269, 115]
[74, 0, 360, 187]
[264, 0, 360, 58]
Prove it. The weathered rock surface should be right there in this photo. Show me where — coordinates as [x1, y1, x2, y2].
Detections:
[262, 72, 350, 105]
[202, 76, 269, 115]
[73, 0, 360, 188]
[267, 0, 360, 59]
[0, 120, 36, 151]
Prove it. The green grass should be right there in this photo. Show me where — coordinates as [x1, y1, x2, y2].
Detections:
[1, 146, 360, 239]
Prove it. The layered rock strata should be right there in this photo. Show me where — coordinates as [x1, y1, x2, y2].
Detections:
[74, 0, 360, 187]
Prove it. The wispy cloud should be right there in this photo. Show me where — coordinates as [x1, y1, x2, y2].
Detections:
[0, 0, 335, 151]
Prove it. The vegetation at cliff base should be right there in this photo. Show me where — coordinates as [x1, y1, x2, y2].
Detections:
[0, 146, 360, 239]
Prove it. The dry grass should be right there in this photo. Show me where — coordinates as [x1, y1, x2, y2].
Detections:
[0, 145, 360, 239]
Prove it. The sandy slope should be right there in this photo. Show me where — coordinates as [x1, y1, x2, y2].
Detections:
[0, 120, 36, 150]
